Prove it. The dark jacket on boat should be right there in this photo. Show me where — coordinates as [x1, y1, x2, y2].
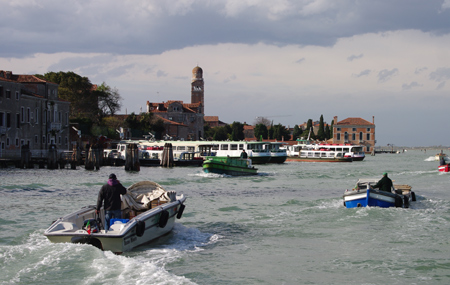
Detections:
[372, 175, 393, 192]
[96, 179, 127, 211]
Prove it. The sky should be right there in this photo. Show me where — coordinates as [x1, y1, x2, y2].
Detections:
[1, 0, 450, 147]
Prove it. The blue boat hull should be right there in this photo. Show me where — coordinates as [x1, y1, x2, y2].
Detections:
[343, 189, 403, 208]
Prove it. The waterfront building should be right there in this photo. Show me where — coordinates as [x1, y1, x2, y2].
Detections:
[0, 71, 70, 158]
[145, 66, 206, 140]
[332, 116, 376, 153]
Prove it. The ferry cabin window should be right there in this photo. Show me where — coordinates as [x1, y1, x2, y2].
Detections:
[188, 146, 195, 152]
[321, 152, 327, 157]
[221, 144, 228, 150]
[178, 146, 186, 151]
[230, 144, 238, 150]
[212, 145, 219, 150]
[239, 144, 244, 150]
[314, 152, 320, 157]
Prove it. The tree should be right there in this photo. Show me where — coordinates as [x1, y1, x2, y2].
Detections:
[230, 121, 245, 141]
[293, 125, 302, 140]
[213, 126, 229, 141]
[152, 118, 165, 140]
[268, 124, 274, 139]
[254, 117, 271, 127]
[272, 124, 290, 141]
[306, 119, 315, 139]
[330, 119, 334, 139]
[325, 124, 330, 140]
[95, 82, 122, 118]
[317, 114, 325, 141]
[36, 71, 95, 120]
[254, 124, 268, 140]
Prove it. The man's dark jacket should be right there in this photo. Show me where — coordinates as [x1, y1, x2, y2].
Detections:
[373, 176, 393, 192]
[96, 182, 127, 211]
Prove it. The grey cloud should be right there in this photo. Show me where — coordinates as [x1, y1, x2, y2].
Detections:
[378, 68, 399, 83]
[402, 81, 422, 90]
[353, 69, 371, 78]
[415, 67, 428, 74]
[436, 81, 446, 90]
[429, 67, 450, 81]
[347, 54, 363, 61]
[1, 0, 450, 57]
[296, 58, 306, 64]
[156, 70, 168, 77]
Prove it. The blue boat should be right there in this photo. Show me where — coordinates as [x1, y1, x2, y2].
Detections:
[343, 179, 416, 208]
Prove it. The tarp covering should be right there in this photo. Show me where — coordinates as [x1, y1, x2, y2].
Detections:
[121, 181, 171, 211]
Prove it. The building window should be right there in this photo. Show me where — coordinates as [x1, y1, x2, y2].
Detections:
[15, 138, 19, 147]
[366, 133, 370, 140]
[35, 109, 39, 124]
[58, 136, 61, 144]
[337, 133, 341, 140]
[27, 108, 30, 123]
[366, 146, 371, 152]
[6, 113, 10, 128]
[21, 107, 24, 123]
[352, 128, 356, 131]
[16, 113, 20, 128]
[42, 136, 46, 144]
[6, 90, 11, 99]
[0, 86, 3, 98]
[15, 91, 19, 100]
[35, 135, 38, 144]
[0, 112, 3, 127]
[367, 128, 370, 132]
[65, 112, 68, 125]
[6, 138, 10, 147]
[359, 132, 363, 141]
[352, 133, 356, 140]
[337, 127, 341, 131]
[20, 139, 24, 146]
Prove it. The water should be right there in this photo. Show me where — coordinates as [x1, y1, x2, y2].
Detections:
[1, 150, 449, 284]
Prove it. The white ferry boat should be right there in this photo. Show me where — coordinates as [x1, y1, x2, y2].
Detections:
[285, 139, 365, 161]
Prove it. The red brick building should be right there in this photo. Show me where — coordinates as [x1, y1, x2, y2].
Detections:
[333, 116, 376, 153]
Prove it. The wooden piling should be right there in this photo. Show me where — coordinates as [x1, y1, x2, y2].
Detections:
[85, 146, 100, 170]
[20, 144, 33, 168]
[160, 143, 174, 167]
[125, 143, 140, 171]
[47, 144, 58, 169]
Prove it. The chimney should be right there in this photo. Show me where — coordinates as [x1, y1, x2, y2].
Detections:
[334, 116, 338, 124]
[372, 116, 375, 124]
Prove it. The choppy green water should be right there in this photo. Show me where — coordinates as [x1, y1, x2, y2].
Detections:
[1, 150, 449, 284]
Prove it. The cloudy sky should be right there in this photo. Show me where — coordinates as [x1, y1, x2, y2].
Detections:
[1, 0, 450, 147]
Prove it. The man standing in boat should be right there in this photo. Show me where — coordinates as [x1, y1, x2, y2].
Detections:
[240, 149, 248, 159]
[96, 173, 127, 231]
[372, 172, 393, 193]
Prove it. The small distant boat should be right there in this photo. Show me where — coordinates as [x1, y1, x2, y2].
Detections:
[343, 179, 416, 208]
[202, 156, 258, 176]
[44, 181, 186, 254]
[435, 150, 449, 161]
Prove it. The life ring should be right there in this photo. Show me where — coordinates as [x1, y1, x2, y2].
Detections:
[411, 191, 416, 202]
[395, 196, 403, 208]
[158, 210, 169, 228]
[177, 204, 185, 219]
[136, 220, 145, 237]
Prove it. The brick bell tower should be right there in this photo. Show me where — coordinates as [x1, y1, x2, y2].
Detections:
[191, 66, 204, 114]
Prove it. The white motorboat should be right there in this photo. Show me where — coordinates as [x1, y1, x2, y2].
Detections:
[44, 181, 186, 254]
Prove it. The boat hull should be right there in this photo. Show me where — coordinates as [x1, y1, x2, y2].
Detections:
[439, 164, 450, 172]
[287, 156, 352, 162]
[45, 197, 186, 254]
[202, 157, 258, 176]
[343, 189, 406, 208]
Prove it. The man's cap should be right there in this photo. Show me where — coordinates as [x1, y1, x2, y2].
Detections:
[109, 173, 117, 179]
[383, 172, 387, 176]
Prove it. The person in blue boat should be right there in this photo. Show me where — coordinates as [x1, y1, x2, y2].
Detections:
[372, 172, 393, 192]
[96, 173, 127, 230]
